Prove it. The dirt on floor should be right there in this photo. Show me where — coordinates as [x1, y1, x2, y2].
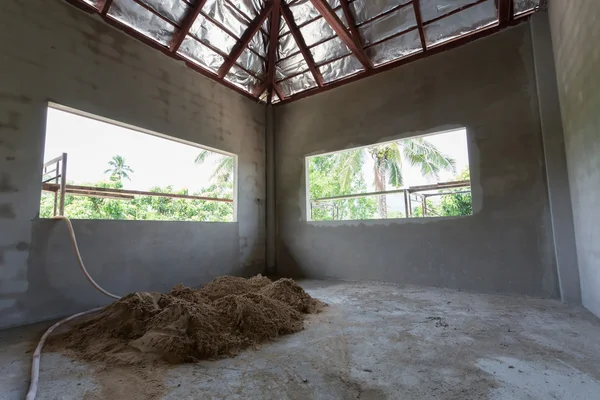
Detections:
[50, 275, 325, 368]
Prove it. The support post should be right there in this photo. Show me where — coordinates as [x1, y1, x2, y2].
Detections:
[59, 153, 68, 216]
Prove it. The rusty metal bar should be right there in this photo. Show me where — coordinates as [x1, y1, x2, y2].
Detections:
[423, 0, 488, 25]
[265, 0, 282, 102]
[170, 0, 208, 52]
[101, 0, 113, 15]
[497, 0, 513, 26]
[413, 0, 427, 51]
[281, 2, 324, 86]
[185, 33, 263, 80]
[340, 0, 362, 45]
[273, 82, 285, 100]
[131, 0, 180, 27]
[217, 2, 274, 78]
[309, 0, 372, 69]
[198, 12, 268, 61]
[355, 1, 412, 28]
[224, 0, 253, 23]
[42, 183, 234, 203]
[279, 15, 529, 103]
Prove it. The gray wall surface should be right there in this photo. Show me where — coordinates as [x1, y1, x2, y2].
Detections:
[549, 0, 600, 317]
[0, 0, 265, 329]
[529, 13, 580, 304]
[274, 24, 560, 298]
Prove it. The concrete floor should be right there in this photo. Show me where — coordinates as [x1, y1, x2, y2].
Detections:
[2, 280, 600, 399]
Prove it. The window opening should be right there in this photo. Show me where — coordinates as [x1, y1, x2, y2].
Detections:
[40, 104, 236, 222]
[306, 128, 472, 221]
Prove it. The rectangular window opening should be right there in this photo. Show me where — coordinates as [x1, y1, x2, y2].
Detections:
[306, 128, 473, 222]
[40, 104, 237, 222]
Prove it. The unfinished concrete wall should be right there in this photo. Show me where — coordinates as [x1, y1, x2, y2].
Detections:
[0, 0, 265, 329]
[274, 24, 559, 297]
[530, 12, 580, 304]
[549, 0, 600, 317]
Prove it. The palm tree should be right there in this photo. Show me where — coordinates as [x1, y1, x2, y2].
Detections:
[194, 150, 234, 187]
[104, 155, 134, 181]
[337, 138, 456, 218]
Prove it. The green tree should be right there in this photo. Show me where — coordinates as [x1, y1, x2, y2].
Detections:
[439, 168, 472, 217]
[104, 155, 134, 181]
[308, 153, 377, 221]
[334, 138, 456, 218]
[39, 179, 233, 222]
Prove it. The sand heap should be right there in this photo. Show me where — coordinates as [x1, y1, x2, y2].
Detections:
[54, 276, 324, 365]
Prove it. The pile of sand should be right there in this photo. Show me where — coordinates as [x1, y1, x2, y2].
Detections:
[53, 275, 324, 365]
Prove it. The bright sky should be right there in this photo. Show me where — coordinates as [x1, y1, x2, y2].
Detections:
[44, 107, 229, 193]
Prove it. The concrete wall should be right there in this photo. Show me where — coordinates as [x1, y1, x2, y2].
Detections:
[548, 0, 600, 317]
[0, 0, 265, 329]
[529, 13, 580, 304]
[274, 24, 560, 297]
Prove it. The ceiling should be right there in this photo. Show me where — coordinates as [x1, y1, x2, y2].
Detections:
[65, 0, 543, 104]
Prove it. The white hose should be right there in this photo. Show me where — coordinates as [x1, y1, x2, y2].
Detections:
[25, 216, 121, 400]
[50, 216, 120, 300]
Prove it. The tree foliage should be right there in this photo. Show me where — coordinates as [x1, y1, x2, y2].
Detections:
[41, 155, 233, 222]
[308, 153, 377, 221]
[104, 155, 134, 181]
[309, 138, 457, 220]
[439, 168, 472, 217]
[195, 150, 234, 185]
[40, 181, 233, 221]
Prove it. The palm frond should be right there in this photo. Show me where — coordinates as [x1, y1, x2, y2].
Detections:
[335, 149, 364, 194]
[210, 156, 234, 184]
[195, 150, 210, 165]
[400, 138, 456, 180]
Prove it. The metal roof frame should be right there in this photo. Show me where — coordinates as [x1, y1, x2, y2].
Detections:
[63, 0, 541, 104]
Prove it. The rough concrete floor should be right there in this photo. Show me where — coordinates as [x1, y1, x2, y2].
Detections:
[2, 280, 600, 400]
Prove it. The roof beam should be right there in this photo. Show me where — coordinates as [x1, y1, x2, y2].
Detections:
[273, 82, 285, 100]
[339, 0, 362, 46]
[412, 0, 427, 51]
[281, 2, 324, 87]
[262, 0, 282, 101]
[170, 0, 208, 53]
[309, 0, 372, 70]
[497, 0, 513, 26]
[218, 1, 274, 79]
[101, 0, 113, 15]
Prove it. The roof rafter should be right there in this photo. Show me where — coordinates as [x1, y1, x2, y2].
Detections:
[497, 0, 514, 26]
[412, 0, 427, 51]
[101, 0, 113, 15]
[339, 0, 362, 46]
[281, 2, 324, 87]
[273, 82, 285, 100]
[260, 0, 282, 102]
[170, 0, 208, 53]
[309, 0, 372, 70]
[217, 1, 274, 79]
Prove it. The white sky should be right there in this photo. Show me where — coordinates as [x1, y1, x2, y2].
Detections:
[44, 107, 228, 193]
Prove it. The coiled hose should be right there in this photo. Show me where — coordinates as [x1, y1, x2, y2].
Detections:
[26, 216, 121, 400]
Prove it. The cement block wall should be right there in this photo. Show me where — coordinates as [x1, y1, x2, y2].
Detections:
[274, 24, 560, 297]
[548, 0, 600, 318]
[0, 0, 265, 329]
